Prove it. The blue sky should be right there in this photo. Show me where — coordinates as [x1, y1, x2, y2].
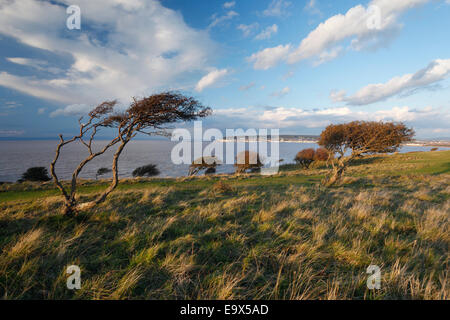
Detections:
[0, 0, 449, 139]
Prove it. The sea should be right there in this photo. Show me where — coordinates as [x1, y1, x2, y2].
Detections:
[0, 140, 447, 182]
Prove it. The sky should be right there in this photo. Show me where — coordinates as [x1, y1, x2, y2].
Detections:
[0, 0, 449, 139]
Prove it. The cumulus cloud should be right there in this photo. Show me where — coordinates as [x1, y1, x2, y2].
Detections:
[332, 59, 450, 105]
[249, 0, 430, 69]
[262, 0, 292, 17]
[0, 0, 217, 109]
[247, 44, 291, 70]
[255, 24, 278, 40]
[195, 69, 229, 92]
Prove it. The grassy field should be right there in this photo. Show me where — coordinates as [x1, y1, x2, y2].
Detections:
[0, 151, 449, 299]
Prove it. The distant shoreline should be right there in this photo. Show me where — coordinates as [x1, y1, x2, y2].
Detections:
[218, 138, 450, 148]
[1, 137, 449, 148]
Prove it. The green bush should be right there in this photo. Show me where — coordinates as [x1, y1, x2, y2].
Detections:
[96, 167, 112, 180]
[19, 167, 51, 182]
[132, 164, 160, 177]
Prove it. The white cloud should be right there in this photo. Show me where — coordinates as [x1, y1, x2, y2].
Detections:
[7, 57, 45, 68]
[255, 24, 278, 40]
[37, 107, 46, 114]
[208, 105, 450, 137]
[313, 46, 343, 66]
[0, 0, 217, 109]
[237, 23, 259, 37]
[330, 90, 347, 102]
[223, 1, 236, 9]
[271, 87, 291, 98]
[304, 0, 322, 16]
[247, 44, 291, 70]
[0, 130, 25, 136]
[7, 57, 63, 74]
[262, 0, 292, 17]
[50, 104, 92, 117]
[249, 0, 430, 69]
[209, 11, 239, 28]
[0, 72, 78, 103]
[195, 69, 229, 92]
[332, 59, 450, 105]
[282, 70, 294, 80]
[3, 101, 22, 109]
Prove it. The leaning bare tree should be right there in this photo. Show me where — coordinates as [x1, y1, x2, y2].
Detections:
[50, 92, 211, 216]
[318, 121, 414, 186]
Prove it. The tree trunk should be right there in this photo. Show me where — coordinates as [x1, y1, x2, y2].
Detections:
[324, 157, 346, 187]
[62, 198, 77, 216]
[325, 166, 344, 186]
[75, 139, 129, 212]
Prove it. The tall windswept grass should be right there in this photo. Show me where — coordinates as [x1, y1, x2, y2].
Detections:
[0, 151, 449, 299]
[8, 229, 44, 258]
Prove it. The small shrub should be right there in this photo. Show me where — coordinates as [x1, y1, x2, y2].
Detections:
[189, 156, 220, 176]
[132, 164, 160, 177]
[19, 167, 51, 182]
[235, 151, 263, 174]
[430, 148, 438, 152]
[96, 167, 112, 180]
[314, 148, 330, 161]
[294, 149, 315, 169]
[212, 181, 234, 194]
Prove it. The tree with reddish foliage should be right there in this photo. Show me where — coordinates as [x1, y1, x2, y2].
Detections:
[294, 148, 316, 169]
[50, 92, 211, 216]
[314, 148, 331, 162]
[318, 121, 414, 186]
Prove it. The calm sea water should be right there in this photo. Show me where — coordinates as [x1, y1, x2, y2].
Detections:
[0, 140, 447, 182]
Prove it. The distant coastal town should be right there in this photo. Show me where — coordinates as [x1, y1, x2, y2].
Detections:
[219, 135, 450, 147]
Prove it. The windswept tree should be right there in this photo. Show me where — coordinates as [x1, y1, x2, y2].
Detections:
[50, 92, 211, 216]
[318, 121, 414, 186]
